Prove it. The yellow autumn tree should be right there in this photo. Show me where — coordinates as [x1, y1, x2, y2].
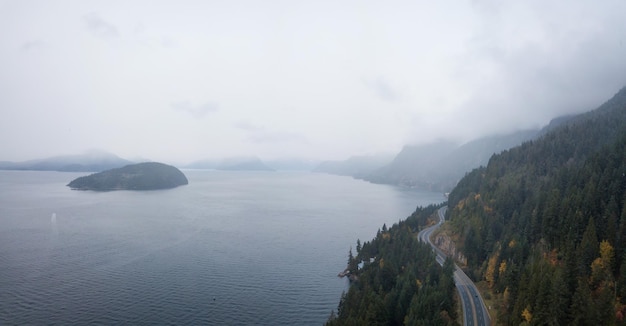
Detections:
[599, 240, 614, 269]
[522, 306, 532, 323]
[591, 240, 615, 287]
[485, 254, 499, 288]
[499, 261, 507, 275]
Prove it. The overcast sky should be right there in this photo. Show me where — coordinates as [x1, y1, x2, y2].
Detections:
[1, 0, 625, 163]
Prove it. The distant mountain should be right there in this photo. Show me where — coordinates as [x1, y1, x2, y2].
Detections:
[0, 150, 134, 172]
[183, 159, 220, 170]
[364, 140, 457, 189]
[265, 158, 320, 171]
[364, 130, 540, 191]
[184, 157, 274, 171]
[67, 162, 188, 191]
[313, 153, 394, 177]
[216, 157, 274, 171]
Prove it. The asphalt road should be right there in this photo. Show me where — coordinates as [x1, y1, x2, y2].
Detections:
[417, 206, 490, 326]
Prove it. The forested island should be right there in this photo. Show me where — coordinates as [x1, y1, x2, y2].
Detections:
[67, 162, 188, 191]
[329, 86, 626, 325]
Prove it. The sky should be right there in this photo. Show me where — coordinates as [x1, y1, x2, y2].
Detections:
[1, 0, 626, 164]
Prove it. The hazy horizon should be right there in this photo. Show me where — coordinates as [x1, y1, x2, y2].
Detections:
[0, 125, 546, 166]
[2, 0, 625, 163]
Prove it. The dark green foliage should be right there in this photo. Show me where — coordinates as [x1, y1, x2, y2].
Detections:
[446, 87, 626, 324]
[67, 162, 188, 191]
[327, 204, 457, 326]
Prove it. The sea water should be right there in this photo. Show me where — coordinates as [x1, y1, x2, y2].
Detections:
[0, 170, 444, 325]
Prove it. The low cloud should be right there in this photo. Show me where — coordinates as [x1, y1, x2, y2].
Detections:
[84, 12, 119, 39]
[439, 0, 626, 141]
[171, 101, 219, 119]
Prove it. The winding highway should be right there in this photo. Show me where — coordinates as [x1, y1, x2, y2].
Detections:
[417, 207, 490, 326]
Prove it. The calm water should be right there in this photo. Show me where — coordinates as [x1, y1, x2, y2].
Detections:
[0, 170, 444, 325]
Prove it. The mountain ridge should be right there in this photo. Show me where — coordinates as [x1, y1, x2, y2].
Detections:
[360, 129, 541, 191]
[445, 86, 626, 324]
[0, 150, 133, 172]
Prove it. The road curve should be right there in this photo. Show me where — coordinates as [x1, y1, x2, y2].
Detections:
[417, 206, 490, 326]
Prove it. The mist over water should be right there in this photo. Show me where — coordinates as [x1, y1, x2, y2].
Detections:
[0, 170, 444, 325]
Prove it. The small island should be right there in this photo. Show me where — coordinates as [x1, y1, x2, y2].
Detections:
[67, 162, 188, 191]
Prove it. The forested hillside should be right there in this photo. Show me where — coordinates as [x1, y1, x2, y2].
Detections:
[447, 87, 626, 325]
[327, 204, 458, 326]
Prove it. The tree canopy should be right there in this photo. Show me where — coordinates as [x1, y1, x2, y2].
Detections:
[327, 204, 458, 326]
[67, 162, 188, 191]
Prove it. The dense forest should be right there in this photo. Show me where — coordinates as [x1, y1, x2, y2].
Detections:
[447, 87, 626, 325]
[326, 204, 458, 326]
